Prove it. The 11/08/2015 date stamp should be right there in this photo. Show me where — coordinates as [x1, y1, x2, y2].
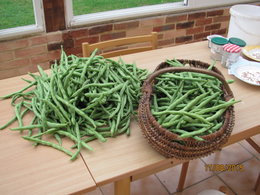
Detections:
[205, 164, 244, 172]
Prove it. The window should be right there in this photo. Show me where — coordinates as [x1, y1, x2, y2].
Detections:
[72, 0, 184, 15]
[65, 0, 187, 27]
[65, 0, 257, 28]
[0, 0, 45, 40]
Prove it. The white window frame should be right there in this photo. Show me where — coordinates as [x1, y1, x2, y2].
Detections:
[65, 0, 188, 28]
[0, 0, 45, 40]
[65, 0, 258, 28]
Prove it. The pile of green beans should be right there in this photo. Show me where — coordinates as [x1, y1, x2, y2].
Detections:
[151, 59, 240, 141]
[0, 49, 148, 160]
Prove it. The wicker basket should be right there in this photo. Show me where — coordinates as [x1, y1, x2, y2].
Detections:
[138, 59, 235, 160]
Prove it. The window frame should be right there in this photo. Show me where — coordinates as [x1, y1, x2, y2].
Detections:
[65, 0, 258, 28]
[0, 0, 45, 40]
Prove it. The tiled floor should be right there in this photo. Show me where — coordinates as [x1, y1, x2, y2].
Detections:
[85, 134, 259, 195]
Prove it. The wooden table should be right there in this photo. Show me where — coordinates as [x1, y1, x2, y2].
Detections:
[0, 77, 97, 194]
[80, 41, 260, 194]
[0, 41, 259, 195]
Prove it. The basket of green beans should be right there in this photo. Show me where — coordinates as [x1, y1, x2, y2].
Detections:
[138, 59, 239, 160]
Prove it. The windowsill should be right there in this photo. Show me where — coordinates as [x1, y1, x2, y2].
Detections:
[0, 25, 45, 41]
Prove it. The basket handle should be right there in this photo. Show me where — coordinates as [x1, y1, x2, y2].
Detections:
[143, 67, 233, 98]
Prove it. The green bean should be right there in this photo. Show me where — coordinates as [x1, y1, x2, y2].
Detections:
[56, 95, 96, 128]
[154, 110, 211, 125]
[0, 81, 37, 100]
[0, 107, 29, 130]
[160, 74, 206, 82]
[23, 136, 73, 157]
[32, 128, 58, 138]
[180, 126, 211, 138]
[196, 99, 240, 115]
[80, 49, 98, 83]
[54, 133, 63, 146]
[84, 83, 124, 98]
[41, 99, 67, 123]
[72, 83, 115, 98]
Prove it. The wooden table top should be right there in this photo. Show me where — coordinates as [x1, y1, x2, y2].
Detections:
[80, 41, 260, 185]
[0, 77, 96, 194]
[0, 41, 259, 193]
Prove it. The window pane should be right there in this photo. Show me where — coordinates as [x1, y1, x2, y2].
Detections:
[0, 0, 35, 30]
[73, 0, 183, 15]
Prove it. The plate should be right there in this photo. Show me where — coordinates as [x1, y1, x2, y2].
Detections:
[229, 57, 260, 86]
[242, 45, 260, 62]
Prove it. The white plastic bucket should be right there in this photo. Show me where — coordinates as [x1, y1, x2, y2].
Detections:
[228, 4, 260, 46]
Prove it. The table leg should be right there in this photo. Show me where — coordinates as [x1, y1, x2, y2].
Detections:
[254, 173, 260, 193]
[246, 138, 260, 153]
[115, 177, 131, 195]
[176, 161, 190, 192]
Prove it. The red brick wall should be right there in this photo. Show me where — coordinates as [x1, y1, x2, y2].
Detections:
[0, 7, 231, 80]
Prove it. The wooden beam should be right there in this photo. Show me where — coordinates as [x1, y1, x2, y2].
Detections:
[43, 0, 66, 32]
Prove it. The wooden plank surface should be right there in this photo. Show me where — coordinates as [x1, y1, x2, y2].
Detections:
[80, 41, 260, 185]
[0, 77, 96, 195]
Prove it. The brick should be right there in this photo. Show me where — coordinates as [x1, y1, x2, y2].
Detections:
[0, 58, 30, 71]
[158, 33, 164, 40]
[186, 26, 204, 35]
[195, 18, 212, 26]
[47, 40, 70, 52]
[223, 8, 230, 16]
[163, 29, 186, 40]
[221, 21, 230, 29]
[46, 31, 63, 43]
[211, 28, 227, 36]
[0, 39, 29, 51]
[65, 47, 82, 56]
[140, 17, 165, 26]
[37, 61, 51, 70]
[176, 21, 194, 29]
[205, 23, 221, 31]
[166, 14, 187, 23]
[0, 69, 17, 80]
[100, 32, 126, 41]
[153, 24, 175, 32]
[48, 50, 61, 61]
[48, 42, 63, 51]
[15, 45, 47, 59]
[213, 15, 230, 23]
[188, 12, 206, 20]
[69, 29, 89, 38]
[63, 39, 74, 49]
[0, 51, 13, 62]
[89, 24, 113, 35]
[207, 10, 224, 17]
[175, 35, 193, 43]
[62, 31, 72, 40]
[29, 35, 47, 46]
[0, 64, 33, 80]
[194, 32, 211, 40]
[126, 26, 153, 37]
[74, 36, 99, 47]
[158, 38, 175, 47]
[30, 53, 49, 65]
[114, 21, 139, 30]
